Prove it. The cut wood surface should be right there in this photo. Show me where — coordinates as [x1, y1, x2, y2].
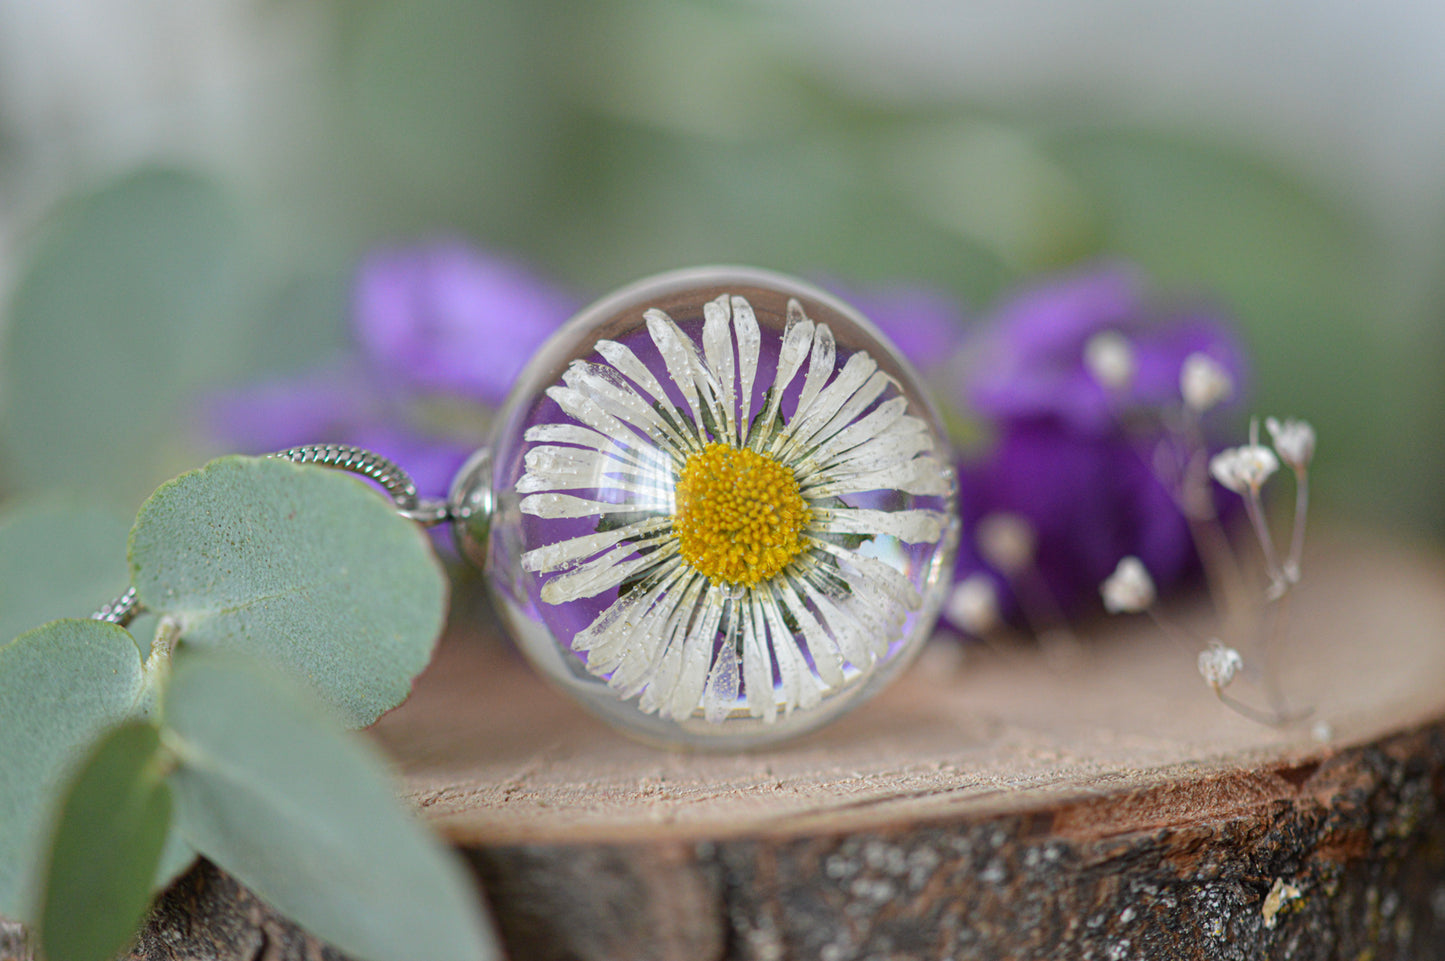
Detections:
[9, 528, 1444, 961]
[377, 528, 1445, 847]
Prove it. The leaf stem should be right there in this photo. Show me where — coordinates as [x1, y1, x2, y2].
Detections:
[137, 617, 182, 721]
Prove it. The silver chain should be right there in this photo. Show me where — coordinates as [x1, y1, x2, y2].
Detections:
[91, 445, 453, 626]
[93, 586, 141, 627]
[267, 444, 452, 525]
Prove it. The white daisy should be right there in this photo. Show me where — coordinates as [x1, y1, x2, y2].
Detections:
[517, 293, 952, 724]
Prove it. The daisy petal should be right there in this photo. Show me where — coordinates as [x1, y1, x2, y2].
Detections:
[761, 590, 818, 713]
[702, 294, 738, 443]
[789, 369, 894, 459]
[774, 580, 846, 688]
[798, 577, 872, 670]
[563, 362, 695, 459]
[520, 492, 669, 518]
[666, 590, 727, 721]
[524, 422, 661, 472]
[794, 317, 836, 422]
[731, 295, 761, 444]
[808, 539, 923, 612]
[777, 351, 877, 458]
[540, 542, 675, 604]
[751, 303, 814, 449]
[743, 593, 777, 722]
[610, 584, 688, 698]
[581, 559, 685, 661]
[546, 385, 653, 451]
[637, 576, 705, 713]
[703, 639, 741, 723]
[594, 338, 681, 419]
[645, 308, 707, 433]
[522, 516, 672, 573]
[809, 396, 908, 466]
[816, 507, 947, 544]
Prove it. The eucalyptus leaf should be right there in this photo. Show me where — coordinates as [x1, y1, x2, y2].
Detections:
[129, 456, 448, 727]
[0, 620, 146, 919]
[0, 169, 246, 500]
[165, 652, 498, 961]
[152, 827, 199, 893]
[39, 722, 172, 961]
[0, 501, 134, 645]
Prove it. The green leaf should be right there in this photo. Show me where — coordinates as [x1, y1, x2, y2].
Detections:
[151, 828, 199, 893]
[0, 500, 134, 645]
[0, 620, 146, 919]
[39, 722, 172, 961]
[129, 456, 449, 727]
[0, 169, 246, 500]
[164, 652, 498, 961]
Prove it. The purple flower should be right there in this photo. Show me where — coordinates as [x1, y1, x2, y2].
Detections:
[205, 241, 576, 498]
[355, 241, 580, 404]
[967, 263, 1247, 435]
[942, 262, 1248, 631]
[950, 420, 1197, 623]
[822, 279, 970, 373]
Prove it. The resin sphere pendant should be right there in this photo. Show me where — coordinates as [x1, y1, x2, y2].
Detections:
[452, 267, 959, 748]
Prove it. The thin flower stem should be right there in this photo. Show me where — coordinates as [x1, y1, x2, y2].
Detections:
[1005, 563, 1080, 656]
[1184, 504, 1251, 623]
[1253, 589, 1294, 716]
[1286, 467, 1309, 582]
[1214, 688, 1311, 727]
[1146, 606, 1204, 655]
[1243, 486, 1287, 597]
[1144, 408, 1251, 621]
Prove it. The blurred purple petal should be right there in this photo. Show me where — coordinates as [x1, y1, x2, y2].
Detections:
[967, 262, 1246, 434]
[354, 241, 579, 405]
[949, 420, 1196, 624]
[203, 365, 379, 454]
[822, 279, 969, 372]
[1130, 312, 1250, 410]
[204, 367, 475, 500]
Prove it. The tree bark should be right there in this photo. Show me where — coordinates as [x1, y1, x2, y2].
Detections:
[8, 530, 1445, 960]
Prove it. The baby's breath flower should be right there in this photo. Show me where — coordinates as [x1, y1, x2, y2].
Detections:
[1180, 352, 1235, 413]
[1083, 330, 1136, 392]
[1209, 444, 1279, 494]
[975, 512, 1037, 575]
[1100, 556, 1156, 614]
[945, 574, 1001, 635]
[1265, 417, 1316, 471]
[1198, 640, 1243, 691]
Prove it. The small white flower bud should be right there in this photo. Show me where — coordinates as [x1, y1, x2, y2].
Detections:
[1180, 352, 1234, 412]
[975, 512, 1036, 575]
[1100, 556, 1156, 613]
[1209, 444, 1279, 494]
[945, 574, 1001, 635]
[1197, 640, 1243, 691]
[1084, 330, 1136, 391]
[1265, 416, 1315, 470]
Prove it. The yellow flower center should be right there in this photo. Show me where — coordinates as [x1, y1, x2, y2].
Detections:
[672, 443, 811, 588]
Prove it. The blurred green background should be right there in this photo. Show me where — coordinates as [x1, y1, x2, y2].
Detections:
[1, 0, 1441, 534]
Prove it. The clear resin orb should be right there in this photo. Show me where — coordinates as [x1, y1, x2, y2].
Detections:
[455, 267, 959, 748]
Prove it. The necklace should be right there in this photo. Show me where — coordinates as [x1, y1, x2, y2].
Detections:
[102, 266, 961, 748]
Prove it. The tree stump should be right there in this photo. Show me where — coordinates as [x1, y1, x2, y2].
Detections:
[9, 530, 1445, 960]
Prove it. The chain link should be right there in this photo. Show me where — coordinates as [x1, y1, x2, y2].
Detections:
[92, 586, 141, 627]
[268, 444, 452, 526]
